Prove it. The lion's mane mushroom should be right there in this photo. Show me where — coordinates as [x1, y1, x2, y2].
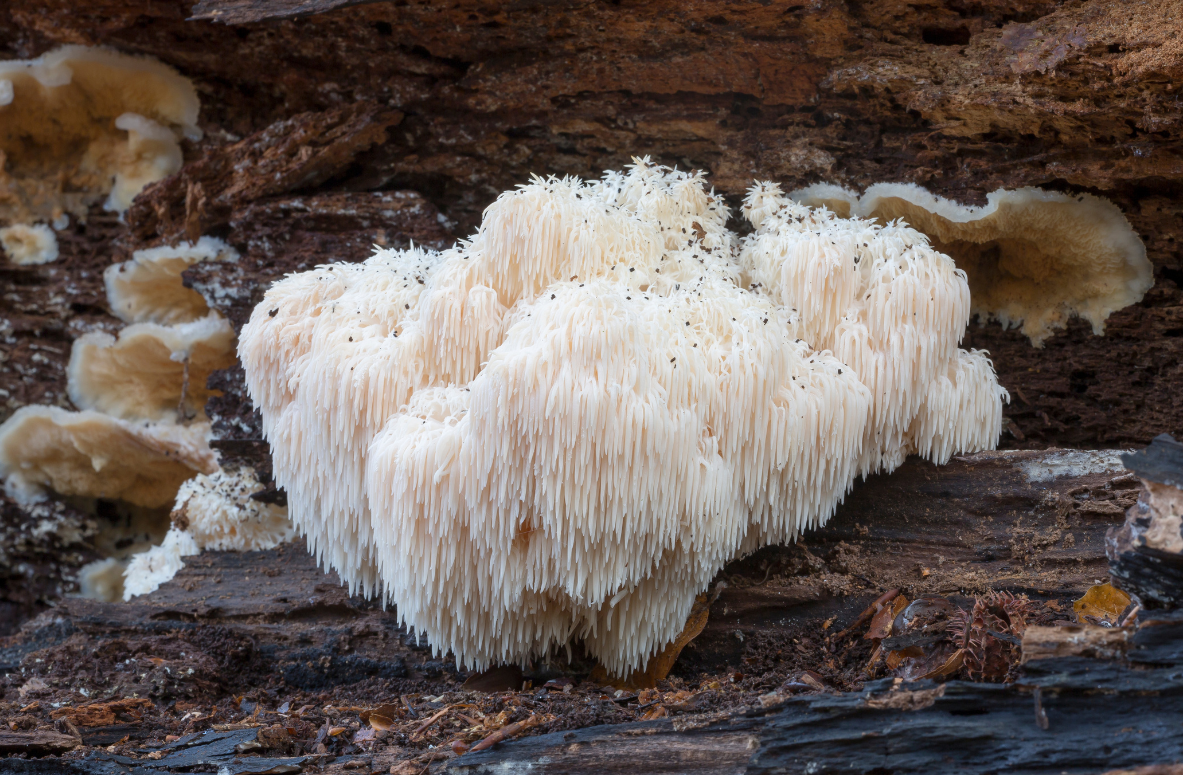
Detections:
[0, 45, 199, 224]
[123, 469, 294, 599]
[240, 160, 1006, 676]
[0, 223, 58, 265]
[791, 183, 1152, 346]
[105, 236, 239, 324]
[0, 406, 216, 508]
[67, 314, 237, 422]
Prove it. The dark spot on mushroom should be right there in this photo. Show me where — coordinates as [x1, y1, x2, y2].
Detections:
[268, 309, 278, 317]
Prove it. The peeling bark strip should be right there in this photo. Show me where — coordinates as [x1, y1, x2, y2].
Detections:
[126, 103, 403, 245]
[190, 0, 384, 24]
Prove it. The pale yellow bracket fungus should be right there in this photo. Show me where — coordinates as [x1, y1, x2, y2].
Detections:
[791, 183, 1152, 346]
[784, 183, 859, 219]
[67, 314, 237, 422]
[122, 468, 294, 599]
[0, 223, 58, 264]
[0, 45, 200, 224]
[0, 405, 217, 509]
[105, 236, 239, 324]
[78, 557, 129, 603]
[239, 160, 1008, 678]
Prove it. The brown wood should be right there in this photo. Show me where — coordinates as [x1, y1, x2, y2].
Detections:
[0, 729, 80, 756]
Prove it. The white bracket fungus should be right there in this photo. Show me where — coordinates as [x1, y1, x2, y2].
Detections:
[790, 183, 1152, 346]
[0, 406, 217, 508]
[105, 236, 240, 325]
[240, 160, 1009, 677]
[0, 45, 200, 224]
[0, 223, 58, 265]
[122, 468, 294, 599]
[67, 314, 237, 422]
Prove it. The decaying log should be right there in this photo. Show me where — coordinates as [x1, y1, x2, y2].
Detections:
[685, 447, 1133, 670]
[448, 612, 1183, 775]
[0, 729, 80, 757]
[126, 103, 405, 246]
[0, 447, 1134, 695]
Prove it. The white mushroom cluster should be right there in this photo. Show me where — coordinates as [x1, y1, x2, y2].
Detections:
[122, 469, 295, 600]
[239, 160, 1009, 676]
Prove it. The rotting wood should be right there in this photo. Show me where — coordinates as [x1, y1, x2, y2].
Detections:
[0, 729, 80, 757]
[190, 0, 386, 24]
[447, 614, 1183, 775]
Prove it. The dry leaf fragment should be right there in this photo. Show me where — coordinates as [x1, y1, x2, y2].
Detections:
[468, 714, 544, 753]
[916, 648, 965, 680]
[461, 664, 523, 692]
[367, 714, 393, 731]
[867, 595, 909, 640]
[359, 703, 399, 729]
[410, 706, 451, 739]
[836, 589, 899, 640]
[1074, 583, 1132, 626]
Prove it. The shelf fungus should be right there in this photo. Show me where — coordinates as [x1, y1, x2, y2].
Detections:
[123, 469, 294, 600]
[239, 160, 1008, 677]
[67, 314, 237, 422]
[0, 45, 200, 224]
[105, 236, 239, 325]
[791, 183, 1152, 346]
[0, 223, 58, 265]
[0, 406, 217, 509]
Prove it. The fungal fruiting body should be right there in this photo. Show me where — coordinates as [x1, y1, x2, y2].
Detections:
[240, 161, 1008, 677]
[105, 236, 239, 325]
[0, 45, 200, 224]
[67, 314, 237, 422]
[122, 469, 294, 600]
[0, 406, 216, 508]
[790, 183, 1152, 346]
[0, 223, 58, 264]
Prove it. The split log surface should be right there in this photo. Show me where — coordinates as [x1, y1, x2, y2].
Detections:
[448, 612, 1183, 774]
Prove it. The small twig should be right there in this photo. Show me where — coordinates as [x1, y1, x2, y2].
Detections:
[1120, 604, 1141, 628]
[469, 715, 536, 753]
[401, 696, 419, 719]
[834, 589, 900, 641]
[411, 706, 450, 738]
